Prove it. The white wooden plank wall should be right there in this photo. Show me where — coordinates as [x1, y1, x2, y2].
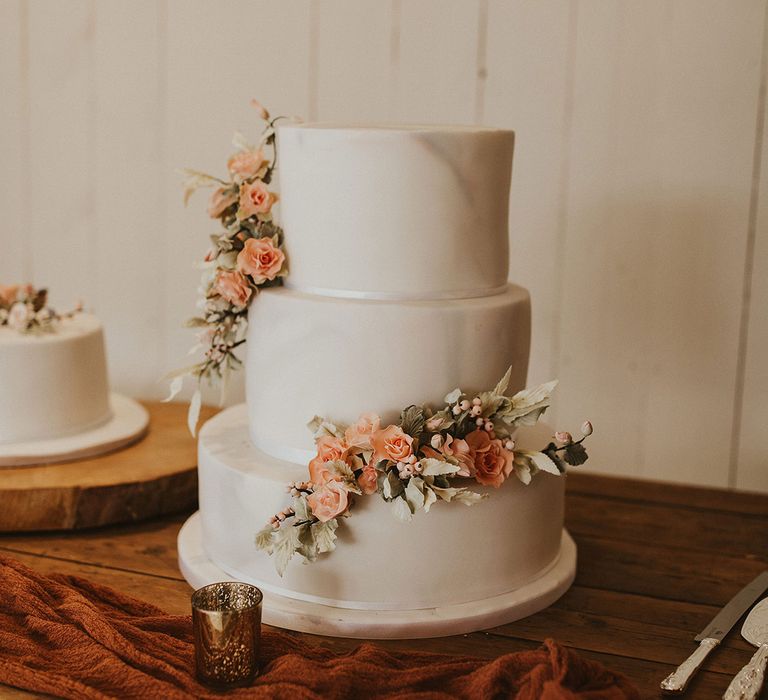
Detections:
[0, 0, 766, 492]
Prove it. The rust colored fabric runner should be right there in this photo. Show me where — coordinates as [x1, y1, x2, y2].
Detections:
[0, 555, 639, 699]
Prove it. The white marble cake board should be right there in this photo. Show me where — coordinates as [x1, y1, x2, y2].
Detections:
[0, 393, 149, 468]
[178, 512, 576, 639]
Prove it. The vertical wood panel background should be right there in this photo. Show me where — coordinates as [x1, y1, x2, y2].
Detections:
[0, 0, 766, 492]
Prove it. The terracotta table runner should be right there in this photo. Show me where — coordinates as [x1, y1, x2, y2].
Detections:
[0, 554, 639, 699]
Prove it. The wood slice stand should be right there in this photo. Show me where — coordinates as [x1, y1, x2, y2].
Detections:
[0, 402, 216, 532]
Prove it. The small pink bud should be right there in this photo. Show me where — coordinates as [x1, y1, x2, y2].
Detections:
[581, 420, 593, 436]
[452, 404, 462, 416]
[475, 417, 485, 426]
[471, 405, 482, 417]
[484, 421, 494, 432]
[407, 454, 417, 464]
[555, 431, 573, 444]
[459, 399, 470, 411]
[430, 434, 443, 449]
[472, 397, 482, 406]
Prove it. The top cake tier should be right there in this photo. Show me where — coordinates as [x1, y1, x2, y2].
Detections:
[277, 123, 514, 299]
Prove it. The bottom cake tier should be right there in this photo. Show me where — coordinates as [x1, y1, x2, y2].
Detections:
[179, 403, 577, 638]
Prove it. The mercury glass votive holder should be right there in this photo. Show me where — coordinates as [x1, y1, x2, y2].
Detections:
[191, 581, 263, 688]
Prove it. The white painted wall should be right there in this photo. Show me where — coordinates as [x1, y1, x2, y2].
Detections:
[1, 0, 766, 492]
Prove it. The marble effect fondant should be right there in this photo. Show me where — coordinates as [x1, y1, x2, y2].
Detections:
[186, 405, 573, 631]
[276, 123, 514, 298]
[247, 284, 531, 463]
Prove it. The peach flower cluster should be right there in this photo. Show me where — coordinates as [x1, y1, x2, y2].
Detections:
[303, 412, 520, 524]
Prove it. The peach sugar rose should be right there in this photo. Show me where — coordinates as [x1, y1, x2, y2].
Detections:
[356, 465, 378, 495]
[236, 237, 285, 284]
[238, 180, 277, 219]
[0, 285, 19, 306]
[308, 436, 349, 485]
[213, 269, 252, 307]
[227, 149, 267, 181]
[344, 412, 381, 449]
[465, 429, 514, 488]
[207, 187, 238, 218]
[307, 480, 349, 523]
[370, 425, 414, 464]
[423, 434, 475, 477]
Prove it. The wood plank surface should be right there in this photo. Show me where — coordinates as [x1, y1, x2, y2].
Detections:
[0, 472, 765, 699]
[484, 0, 575, 394]
[92, 0, 167, 399]
[0, 0, 28, 282]
[737, 0, 768, 494]
[556, 0, 766, 488]
[27, 0, 97, 306]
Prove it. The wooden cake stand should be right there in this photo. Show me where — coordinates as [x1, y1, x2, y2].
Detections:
[0, 402, 216, 532]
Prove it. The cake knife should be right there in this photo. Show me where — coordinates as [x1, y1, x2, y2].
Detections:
[722, 597, 768, 700]
[660, 571, 768, 694]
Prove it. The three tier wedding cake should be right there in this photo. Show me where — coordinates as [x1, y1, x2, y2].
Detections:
[0, 285, 149, 467]
[178, 118, 589, 638]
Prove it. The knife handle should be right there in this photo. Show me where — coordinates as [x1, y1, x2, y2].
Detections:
[722, 643, 768, 700]
[661, 637, 720, 694]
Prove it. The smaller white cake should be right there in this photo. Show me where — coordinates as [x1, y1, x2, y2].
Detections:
[0, 314, 111, 444]
[0, 300, 149, 467]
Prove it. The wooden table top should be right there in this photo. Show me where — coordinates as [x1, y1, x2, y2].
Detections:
[1, 472, 766, 699]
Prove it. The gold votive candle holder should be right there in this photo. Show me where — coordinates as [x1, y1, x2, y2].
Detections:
[191, 581, 263, 688]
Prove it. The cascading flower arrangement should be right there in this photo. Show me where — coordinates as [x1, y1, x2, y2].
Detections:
[166, 101, 288, 433]
[256, 368, 593, 576]
[0, 285, 81, 333]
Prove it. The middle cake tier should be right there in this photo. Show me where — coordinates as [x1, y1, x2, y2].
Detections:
[246, 284, 531, 463]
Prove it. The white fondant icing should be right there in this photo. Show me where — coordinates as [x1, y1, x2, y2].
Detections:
[276, 123, 514, 298]
[178, 512, 577, 639]
[197, 405, 566, 611]
[246, 285, 531, 461]
[0, 314, 112, 444]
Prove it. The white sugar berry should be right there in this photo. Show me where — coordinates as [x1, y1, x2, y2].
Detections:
[484, 421, 494, 432]
[581, 420, 593, 436]
[398, 462, 414, 478]
[505, 439, 515, 451]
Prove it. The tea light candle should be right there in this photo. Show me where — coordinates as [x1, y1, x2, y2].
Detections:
[191, 582, 263, 688]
